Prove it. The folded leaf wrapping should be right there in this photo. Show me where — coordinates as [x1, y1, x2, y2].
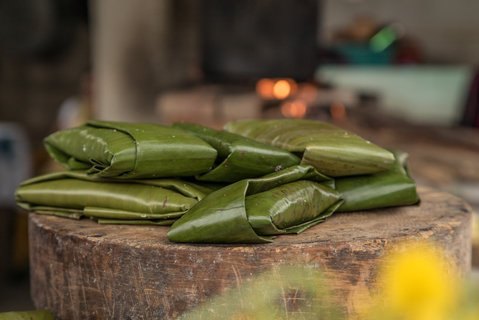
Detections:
[0, 310, 54, 320]
[172, 122, 301, 182]
[15, 171, 214, 225]
[20, 119, 421, 243]
[167, 165, 342, 243]
[225, 119, 395, 177]
[44, 120, 217, 178]
[335, 151, 420, 211]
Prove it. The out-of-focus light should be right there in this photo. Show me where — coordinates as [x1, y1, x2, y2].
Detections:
[281, 100, 307, 118]
[256, 78, 297, 100]
[256, 78, 275, 99]
[273, 80, 292, 99]
[330, 101, 347, 121]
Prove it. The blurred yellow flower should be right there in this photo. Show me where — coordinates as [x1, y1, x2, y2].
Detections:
[374, 241, 458, 320]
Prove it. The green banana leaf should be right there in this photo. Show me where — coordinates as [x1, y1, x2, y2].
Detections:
[172, 122, 301, 182]
[225, 119, 395, 177]
[44, 120, 217, 179]
[335, 151, 420, 211]
[15, 171, 214, 225]
[96, 218, 176, 225]
[167, 165, 342, 244]
[0, 310, 54, 320]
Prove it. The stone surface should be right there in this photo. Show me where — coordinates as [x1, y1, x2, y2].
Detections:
[29, 187, 472, 319]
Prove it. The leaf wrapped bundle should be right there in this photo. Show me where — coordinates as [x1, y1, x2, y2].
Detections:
[0, 310, 54, 320]
[225, 119, 395, 177]
[44, 120, 217, 179]
[335, 151, 420, 211]
[167, 165, 342, 243]
[15, 171, 213, 225]
[172, 122, 301, 182]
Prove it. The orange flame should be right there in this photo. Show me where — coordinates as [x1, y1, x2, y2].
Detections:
[281, 100, 307, 118]
[256, 78, 297, 100]
[330, 101, 347, 121]
[273, 80, 292, 99]
[256, 78, 275, 99]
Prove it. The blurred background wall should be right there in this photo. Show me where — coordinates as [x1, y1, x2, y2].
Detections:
[0, 0, 90, 149]
[2, 0, 479, 148]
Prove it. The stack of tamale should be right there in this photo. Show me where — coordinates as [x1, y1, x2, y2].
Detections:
[16, 119, 419, 244]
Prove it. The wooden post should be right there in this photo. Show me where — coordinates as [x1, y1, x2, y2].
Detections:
[90, 0, 200, 122]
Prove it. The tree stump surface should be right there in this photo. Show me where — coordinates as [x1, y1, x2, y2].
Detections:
[29, 187, 472, 319]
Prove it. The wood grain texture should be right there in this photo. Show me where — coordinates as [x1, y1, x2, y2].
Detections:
[29, 187, 472, 319]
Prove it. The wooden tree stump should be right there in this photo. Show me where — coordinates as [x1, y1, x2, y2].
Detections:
[29, 187, 472, 319]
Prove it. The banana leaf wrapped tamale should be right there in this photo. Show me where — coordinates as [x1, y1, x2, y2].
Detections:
[225, 119, 395, 177]
[0, 310, 54, 320]
[167, 165, 342, 243]
[335, 151, 420, 211]
[15, 171, 214, 225]
[172, 122, 301, 182]
[44, 120, 217, 179]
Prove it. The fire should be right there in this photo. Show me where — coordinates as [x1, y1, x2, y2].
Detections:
[256, 78, 297, 100]
[330, 101, 347, 121]
[272, 80, 291, 99]
[281, 100, 307, 118]
[256, 78, 312, 119]
[256, 78, 275, 99]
